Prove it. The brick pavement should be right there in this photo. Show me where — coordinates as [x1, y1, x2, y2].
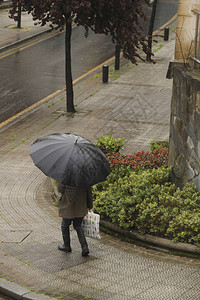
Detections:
[0, 5, 200, 300]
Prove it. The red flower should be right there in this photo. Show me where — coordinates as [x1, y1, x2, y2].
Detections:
[106, 148, 168, 171]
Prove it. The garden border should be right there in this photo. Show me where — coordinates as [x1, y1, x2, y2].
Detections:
[100, 220, 200, 258]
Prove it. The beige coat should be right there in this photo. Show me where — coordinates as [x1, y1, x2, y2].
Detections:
[57, 183, 93, 219]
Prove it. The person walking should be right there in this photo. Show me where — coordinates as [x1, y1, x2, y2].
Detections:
[57, 183, 93, 257]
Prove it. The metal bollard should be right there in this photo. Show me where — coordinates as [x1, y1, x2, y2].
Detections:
[164, 27, 169, 41]
[102, 65, 109, 83]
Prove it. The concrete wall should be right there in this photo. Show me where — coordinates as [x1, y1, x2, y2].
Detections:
[168, 65, 200, 190]
[175, 0, 200, 61]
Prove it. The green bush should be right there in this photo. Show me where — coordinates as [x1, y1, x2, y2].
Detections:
[95, 135, 126, 154]
[167, 211, 200, 245]
[93, 167, 200, 245]
[149, 140, 169, 151]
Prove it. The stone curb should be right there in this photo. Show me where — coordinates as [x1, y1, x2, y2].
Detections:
[50, 180, 200, 258]
[0, 27, 54, 54]
[0, 278, 56, 300]
[100, 220, 200, 257]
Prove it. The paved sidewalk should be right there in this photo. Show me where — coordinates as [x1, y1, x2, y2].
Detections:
[0, 5, 200, 300]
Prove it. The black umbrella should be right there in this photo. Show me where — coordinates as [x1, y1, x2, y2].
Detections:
[30, 133, 110, 187]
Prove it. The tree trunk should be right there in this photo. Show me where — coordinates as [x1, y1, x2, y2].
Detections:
[17, 3, 21, 29]
[65, 18, 75, 112]
[146, 0, 157, 61]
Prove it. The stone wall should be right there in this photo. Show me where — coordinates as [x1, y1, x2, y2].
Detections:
[168, 65, 200, 190]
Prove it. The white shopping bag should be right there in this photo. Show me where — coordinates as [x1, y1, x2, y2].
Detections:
[82, 210, 100, 239]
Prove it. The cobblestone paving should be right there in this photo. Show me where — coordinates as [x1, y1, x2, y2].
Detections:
[0, 37, 200, 299]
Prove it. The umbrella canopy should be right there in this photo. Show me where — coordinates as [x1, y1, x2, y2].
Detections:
[30, 133, 110, 187]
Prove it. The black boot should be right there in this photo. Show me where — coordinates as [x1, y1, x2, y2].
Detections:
[58, 225, 72, 252]
[76, 227, 89, 256]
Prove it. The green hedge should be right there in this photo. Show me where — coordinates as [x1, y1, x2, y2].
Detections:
[95, 135, 125, 154]
[93, 167, 200, 246]
[149, 140, 169, 151]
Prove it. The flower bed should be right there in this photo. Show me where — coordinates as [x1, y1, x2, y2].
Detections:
[106, 148, 168, 171]
[92, 143, 200, 246]
[93, 167, 200, 246]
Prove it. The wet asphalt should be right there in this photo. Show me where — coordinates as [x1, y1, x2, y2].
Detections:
[0, 0, 178, 124]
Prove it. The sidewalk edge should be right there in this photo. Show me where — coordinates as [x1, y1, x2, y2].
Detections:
[0, 278, 56, 300]
[100, 220, 200, 259]
[0, 27, 53, 54]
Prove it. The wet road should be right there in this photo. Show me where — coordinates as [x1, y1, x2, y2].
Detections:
[0, 0, 178, 123]
[0, 27, 115, 122]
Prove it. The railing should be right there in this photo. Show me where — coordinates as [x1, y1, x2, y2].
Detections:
[190, 9, 200, 66]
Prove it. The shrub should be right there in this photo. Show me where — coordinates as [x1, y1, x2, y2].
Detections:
[92, 167, 132, 222]
[93, 167, 200, 245]
[149, 140, 169, 151]
[95, 135, 126, 154]
[166, 211, 200, 245]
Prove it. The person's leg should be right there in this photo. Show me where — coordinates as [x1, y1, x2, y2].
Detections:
[58, 218, 72, 252]
[73, 217, 89, 256]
